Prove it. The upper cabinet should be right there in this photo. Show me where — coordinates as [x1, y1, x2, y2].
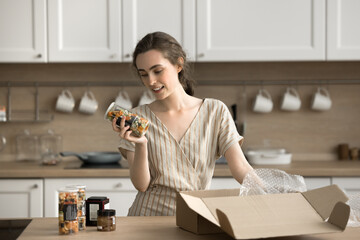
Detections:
[0, 0, 359, 63]
[48, 0, 121, 62]
[196, 0, 326, 61]
[122, 0, 196, 62]
[327, 0, 360, 60]
[0, 0, 47, 63]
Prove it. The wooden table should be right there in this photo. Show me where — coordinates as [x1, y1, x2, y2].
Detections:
[19, 217, 360, 240]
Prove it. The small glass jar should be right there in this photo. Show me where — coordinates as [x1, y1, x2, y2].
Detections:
[58, 187, 78, 235]
[97, 209, 116, 231]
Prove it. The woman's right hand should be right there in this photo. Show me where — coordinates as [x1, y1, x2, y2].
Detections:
[112, 117, 148, 144]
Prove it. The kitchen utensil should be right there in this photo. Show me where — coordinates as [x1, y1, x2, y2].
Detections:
[55, 89, 75, 113]
[0, 134, 6, 152]
[16, 129, 40, 161]
[311, 87, 332, 111]
[253, 89, 273, 113]
[238, 87, 247, 136]
[230, 104, 239, 132]
[280, 87, 301, 111]
[78, 90, 98, 114]
[115, 89, 132, 109]
[60, 151, 122, 164]
[246, 148, 292, 165]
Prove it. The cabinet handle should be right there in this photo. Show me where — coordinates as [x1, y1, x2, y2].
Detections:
[36, 54, 42, 58]
[115, 183, 123, 188]
[124, 54, 131, 58]
[198, 53, 204, 58]
[32, 184, 38, 189]
[110, 54, 117, 58]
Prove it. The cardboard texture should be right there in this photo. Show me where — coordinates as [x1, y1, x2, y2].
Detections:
[176, 185, 350, 239]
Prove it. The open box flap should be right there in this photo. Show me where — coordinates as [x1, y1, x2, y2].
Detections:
[179, 193, 220, 227]
[204, 192, 349, 239]
[302, 184, 348, 220]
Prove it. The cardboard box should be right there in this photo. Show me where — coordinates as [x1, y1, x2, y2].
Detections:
[176, 185, 350, 239]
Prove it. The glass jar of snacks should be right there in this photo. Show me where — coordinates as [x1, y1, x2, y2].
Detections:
[104, 102, 150, 137]
[58, 187, 78, 235]
[97, 209, 116, 231]
[66, 184, 86, 230]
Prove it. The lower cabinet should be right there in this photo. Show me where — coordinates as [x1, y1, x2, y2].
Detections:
[303, 177, 332, 190]
[210, 178, 240, 190]
[332, 177, 360, 195]
[0, 179, 43, 218]
[44, 178, 137, 217]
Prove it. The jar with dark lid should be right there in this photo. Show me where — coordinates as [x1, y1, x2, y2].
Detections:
[97, 209, 116, 231]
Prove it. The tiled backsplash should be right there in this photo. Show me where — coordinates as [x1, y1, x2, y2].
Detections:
[1, 62, 360, 161]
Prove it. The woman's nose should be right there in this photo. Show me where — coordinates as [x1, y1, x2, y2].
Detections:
[148, 74, 156, 85]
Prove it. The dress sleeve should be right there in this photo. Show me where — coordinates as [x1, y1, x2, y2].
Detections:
[217, 101, 244, 157]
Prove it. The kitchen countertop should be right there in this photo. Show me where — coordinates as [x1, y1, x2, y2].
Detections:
[1, 159, 360, 178]
[18, 217, 360, 240]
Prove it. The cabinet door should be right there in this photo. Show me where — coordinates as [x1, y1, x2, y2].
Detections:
[327, 0, 360, 60]
[332, 177, 360, 195]
[197, 0, 325, 61]
[44, 178, 137, 217]
[48, 0, 121, 62]
[304, 177, 331, 190]
[122, 0, 196, 62]
[0, 0, 46, 62]
[210, 178, 240, 189]
[0, 179, 43, 218]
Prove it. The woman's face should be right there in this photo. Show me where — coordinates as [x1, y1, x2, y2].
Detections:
[136, 49, 182, 100]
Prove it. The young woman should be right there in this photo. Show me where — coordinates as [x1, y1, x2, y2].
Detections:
[112, 32, 253, 216]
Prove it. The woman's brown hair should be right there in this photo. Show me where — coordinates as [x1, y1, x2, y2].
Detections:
[132, 32, 195, 96]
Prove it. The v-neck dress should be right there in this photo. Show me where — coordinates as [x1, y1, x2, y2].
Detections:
[118, 98, 243, 216]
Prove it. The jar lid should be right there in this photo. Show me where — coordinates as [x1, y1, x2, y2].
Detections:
[66, 184, 86, 189]
[58, 187, 78, 193]
[97, 209, 116, 217]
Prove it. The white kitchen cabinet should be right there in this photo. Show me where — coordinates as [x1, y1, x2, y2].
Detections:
[0, 0, 47, 63]
[196, 0, 326, 61]
[304, 177, 332, 190]
[327, 0, 360, 60]
[210, 177, 240, 189]
[332, 177, 360, 195]
[122, 0, 196, 62]
[0, 179, 43, 218]
[48, 0, 121, 62]
[44, 178, 137, 217]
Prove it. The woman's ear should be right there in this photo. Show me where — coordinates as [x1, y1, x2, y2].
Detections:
[177, 57, 184, 73]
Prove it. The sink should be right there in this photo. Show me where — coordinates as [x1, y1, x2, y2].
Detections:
[0, 219, 32, 240]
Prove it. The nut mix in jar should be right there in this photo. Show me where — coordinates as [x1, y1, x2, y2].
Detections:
[104, 102, 150, 137]
[58, 187, 78, 235]
[66, 184, 86, 230]
[97, 209, 116, 231]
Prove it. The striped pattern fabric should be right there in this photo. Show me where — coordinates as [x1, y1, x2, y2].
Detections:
[118, 98, 243, 216]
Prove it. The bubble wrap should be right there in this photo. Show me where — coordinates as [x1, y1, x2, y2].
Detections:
[239, 168, 360, 227]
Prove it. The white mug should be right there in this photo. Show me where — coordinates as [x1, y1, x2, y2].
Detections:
[79, 90, 98, 114]
[253, 89, 273, 113]
[55, 89, 75, 113]
[115, 90, 132, 109]
[280, 87, 301, 111]
[311, 87, 332, 111]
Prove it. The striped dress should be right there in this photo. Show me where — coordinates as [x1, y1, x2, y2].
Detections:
[118, 98, 243, 216]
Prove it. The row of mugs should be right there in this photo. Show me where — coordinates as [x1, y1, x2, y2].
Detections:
[253, 87, 332, 113]
[56, 89, 98, 114]
[56, 88, 156, 114]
